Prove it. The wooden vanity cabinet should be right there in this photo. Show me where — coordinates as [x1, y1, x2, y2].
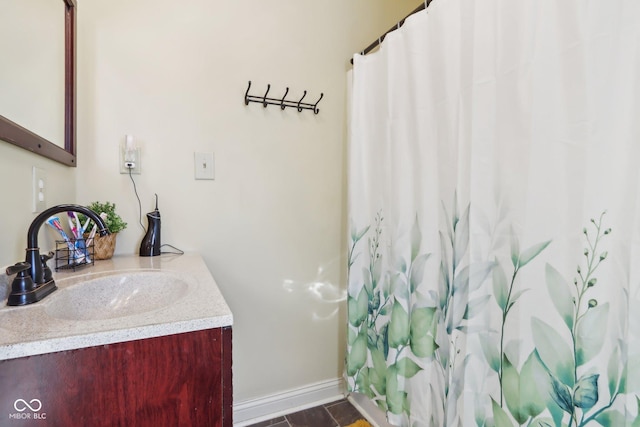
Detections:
[0, 327, 232, 427]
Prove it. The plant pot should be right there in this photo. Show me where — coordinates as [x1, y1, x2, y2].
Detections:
[92, 233, 118, 260]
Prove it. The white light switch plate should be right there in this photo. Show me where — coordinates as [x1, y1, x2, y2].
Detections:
[194, 152, 215, 180]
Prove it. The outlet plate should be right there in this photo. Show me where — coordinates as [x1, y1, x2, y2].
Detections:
[32, 167, 46, 213]
[194, 152, 215, 180]
[120, 145, 141, 174]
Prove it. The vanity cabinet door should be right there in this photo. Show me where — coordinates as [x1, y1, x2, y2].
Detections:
[0, 327, 232, 427]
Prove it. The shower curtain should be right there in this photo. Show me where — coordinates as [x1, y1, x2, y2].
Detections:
[346, 1, 640, 426]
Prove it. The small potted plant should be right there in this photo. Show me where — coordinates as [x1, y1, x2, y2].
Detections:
[80, 201, 127, 260]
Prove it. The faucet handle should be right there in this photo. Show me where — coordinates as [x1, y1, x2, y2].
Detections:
[6, 262, 38, 306]
[40, 252, 55, 282]
[6, 262, 31, 276]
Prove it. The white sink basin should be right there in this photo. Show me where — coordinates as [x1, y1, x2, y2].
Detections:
[45, 271, 190, 321]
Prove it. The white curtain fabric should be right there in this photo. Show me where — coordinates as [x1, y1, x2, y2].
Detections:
[346, 1, 640, 426]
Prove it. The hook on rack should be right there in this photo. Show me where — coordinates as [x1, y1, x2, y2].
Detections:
[262, 84, 271, 108]
[244, 81, 253, 105]
[297, 91, 307, 112]
[280, 87, 289, 110]
[313, 93, 324, 114]
[244, 81, 323, 115]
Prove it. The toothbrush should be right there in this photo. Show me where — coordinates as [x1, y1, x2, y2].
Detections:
[68, 211, 90, 262]
[81, 216, 91, 236]
[46, 217, 85, 262]
[67, 213, 78, 238]
[86, 212, 108, 247]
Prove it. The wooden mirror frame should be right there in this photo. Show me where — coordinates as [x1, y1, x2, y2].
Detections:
[0, 0, 77, 167]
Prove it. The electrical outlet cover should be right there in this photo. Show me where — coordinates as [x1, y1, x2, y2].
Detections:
[33, 166, 46, 213]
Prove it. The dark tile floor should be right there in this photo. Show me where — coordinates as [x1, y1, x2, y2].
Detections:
[247, 399, 366, 427]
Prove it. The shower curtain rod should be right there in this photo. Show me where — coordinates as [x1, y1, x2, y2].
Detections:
[349, 0, 433, 64]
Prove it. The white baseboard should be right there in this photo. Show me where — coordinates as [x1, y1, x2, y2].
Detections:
[233, 378, 346, 426]
[347, 392, 394, 427]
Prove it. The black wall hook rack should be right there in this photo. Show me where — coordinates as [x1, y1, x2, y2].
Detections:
[244, 81, 323, 114]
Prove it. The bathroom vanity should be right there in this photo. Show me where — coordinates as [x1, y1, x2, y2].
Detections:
[0, 253, 233, 427]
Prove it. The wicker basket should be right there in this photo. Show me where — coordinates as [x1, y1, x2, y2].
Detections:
[92, 233, 117, 260]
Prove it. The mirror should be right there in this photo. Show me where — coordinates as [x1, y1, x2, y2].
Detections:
[0, 0, 76, 167]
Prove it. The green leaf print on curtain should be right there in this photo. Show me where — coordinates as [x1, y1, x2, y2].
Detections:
[346, 211, 437, 417]
[346, 205, 640, 426]
[526, 212, 640, 427]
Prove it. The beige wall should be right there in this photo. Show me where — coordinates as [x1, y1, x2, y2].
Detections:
[0, 142, 75, 266]
[2, 0, 418, 405]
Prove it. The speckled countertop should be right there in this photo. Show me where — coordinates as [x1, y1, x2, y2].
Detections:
[0, 253, 232, 361]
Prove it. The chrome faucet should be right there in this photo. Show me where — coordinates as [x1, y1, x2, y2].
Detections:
[6, 204, 109, 306]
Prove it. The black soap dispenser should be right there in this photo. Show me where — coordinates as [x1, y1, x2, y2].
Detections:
[139, 194, 161, 257]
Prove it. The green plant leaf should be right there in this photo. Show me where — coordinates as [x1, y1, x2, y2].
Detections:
[576, 302, 608, 366]
[633, 397, 640, 427]
[492, 261, 509, 310]
[508, 288, 530, 308]
[388, 272, 403, 298]
[386, 365, 406, 415]
[394, 254, 407, 274]
[348, 327, 359, 348]
[491, 398, 513, 427]
[355, 224, 371, 243]
[371, 256, 382, 290]
[409, 253, 431, 293]
[410, 307, 438, 357]
[503, 354, 528, 424]
[480, 334, 500, 373]
[619, 361, 628, 395]
[510, 231, 520, 268]
[442, 200, 454, 247]
[573, 373, 598, 409]
[549, 374, 573, 414]
[453, 205, 470, 270]
[350, 219, 370, 243]
[531, 317, 575, 387]
[596, 409, 628, 427]
[469, 261, 495, 292]
[520, 351, 548, 419]
[607, 346, 620, 398]
[370, 346, 387, 395]
[350, 218, 357, 242]
[518, 240, 552, 268]
[396, 357, 422, 378]
[410, 306, 436, 337]
[448, 281, 469, 334]
[348, 287, 369, 327]
[347, 332, 367, 376]
[82, 201, 128, 233]
[464, 295, 491, 320]
[411, 214, 421, 262]
[388, 301, 410, 348]
[439, 230, 450, 285]
[355, 366, 370, 395]
[411, 334, 438, 358]
[439, 262, 450, 310]
[363, 267, 373, 296]
[545, 264, 575, 330]
[453, 265, 470, 296]
[380, 323, 390, 359]
[530, 418, 554, 427]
